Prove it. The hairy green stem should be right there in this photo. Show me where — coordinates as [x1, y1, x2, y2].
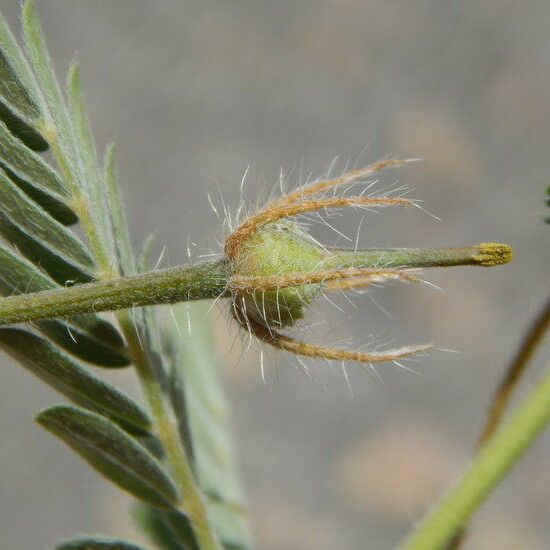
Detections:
[0, 259, 230, 326]
[450, 295, 550, 550]
[401, 364, 550, 550]
[119, 312, 221, 550]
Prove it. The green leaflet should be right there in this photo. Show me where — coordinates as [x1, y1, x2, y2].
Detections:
[0, 102, 47, 151]
[0, 49, 37, 120]
[22, 1, 80, 183]
[0, 165, 88, 265]
[169, 303, 252, 549]
[57, 537, 148, 550]
[67, 63, 114, 261]
[134, 505, 248, 550]
[163, 512, 202, 550]
[0, 166, 94, 282]
[133, 504, 197, 550]
[207, 498, 251, 550]
[37, 319, 129, 368]
[0, 214, 92, 284]
[0, 328, 148, 430]
[1, 163, 77, 225]
[0, 238, 57, 291]
[0, 119, 68, 197]
[136, 501, 248, 550]
[37, 405, 180, 509]
[104, 144, 134, 275]
[0, 11, 42, 126]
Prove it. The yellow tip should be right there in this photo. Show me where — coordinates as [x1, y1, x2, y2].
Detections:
[473, 243, 513, 266]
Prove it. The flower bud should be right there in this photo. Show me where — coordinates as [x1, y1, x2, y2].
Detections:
[231, 220, 325, 328]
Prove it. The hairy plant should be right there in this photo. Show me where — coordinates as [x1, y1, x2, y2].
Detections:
[0, 4, 247, 549]
[2, 3, 547, 550]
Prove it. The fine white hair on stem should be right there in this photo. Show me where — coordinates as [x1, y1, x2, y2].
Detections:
[367, 362, 386, 384]
[342, 361, 355, 398]
[66, 323, 77, 344]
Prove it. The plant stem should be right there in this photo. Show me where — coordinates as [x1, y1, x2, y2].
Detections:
[401, 363, 550, 550]
[450, 295, 550, 549]
[476, 295, 550, 447]
[119, 312, 221, 550]
[0, 259, 230, 326]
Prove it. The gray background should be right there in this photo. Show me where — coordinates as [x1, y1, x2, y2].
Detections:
[1, 1, 549, 549]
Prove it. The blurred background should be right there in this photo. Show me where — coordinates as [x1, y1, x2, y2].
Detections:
[0, 1, 549, 548]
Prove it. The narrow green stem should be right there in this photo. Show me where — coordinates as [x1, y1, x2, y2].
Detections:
[0, 259, 229, 326]
[401, 364, 550, 550]
[476, 296, 550, 447]
[119, 313, 221, 550]
[328, 243, 512, 269]
[450, 295, 550, 550]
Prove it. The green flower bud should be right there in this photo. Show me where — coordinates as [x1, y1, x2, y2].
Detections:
[231, 220, 325, 328]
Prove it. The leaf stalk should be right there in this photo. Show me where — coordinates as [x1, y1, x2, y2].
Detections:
[119, 313, 222, 550]
[0, 259, 230, 326]
[401, 363, 550, 550]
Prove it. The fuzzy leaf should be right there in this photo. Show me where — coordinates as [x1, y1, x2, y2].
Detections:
[0, 119, 68, 198]
[22, 1, 78, 176]
[67, 63, 113, 258]
[162, 512, 201, 550]
[133, 504, 197, 550]
[0, 328, 148, 429]
[0, 50, 37, 120]
[0, 101, 47, 151]
[105, 144, 134, 275]
[134, 504, 244, 550]
[37, 405, 180, 509]
[1, 162, 77, 225]
[57, 537, 148, 550]
[0, 166, 88, 265]
[0, 11, 42, 126]
[37, 318, 130, 368]
[0, 167, 94, 282]
[207, 498, 250, 550]
[0, 214, 90, 284]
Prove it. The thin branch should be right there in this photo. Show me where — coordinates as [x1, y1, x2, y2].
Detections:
[0, 260, 230, 326]
[449, 295, 550, 549]
[401, 360, 550, 550]
[476, 296, 550, 447]
[118, 312, 222, 550]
